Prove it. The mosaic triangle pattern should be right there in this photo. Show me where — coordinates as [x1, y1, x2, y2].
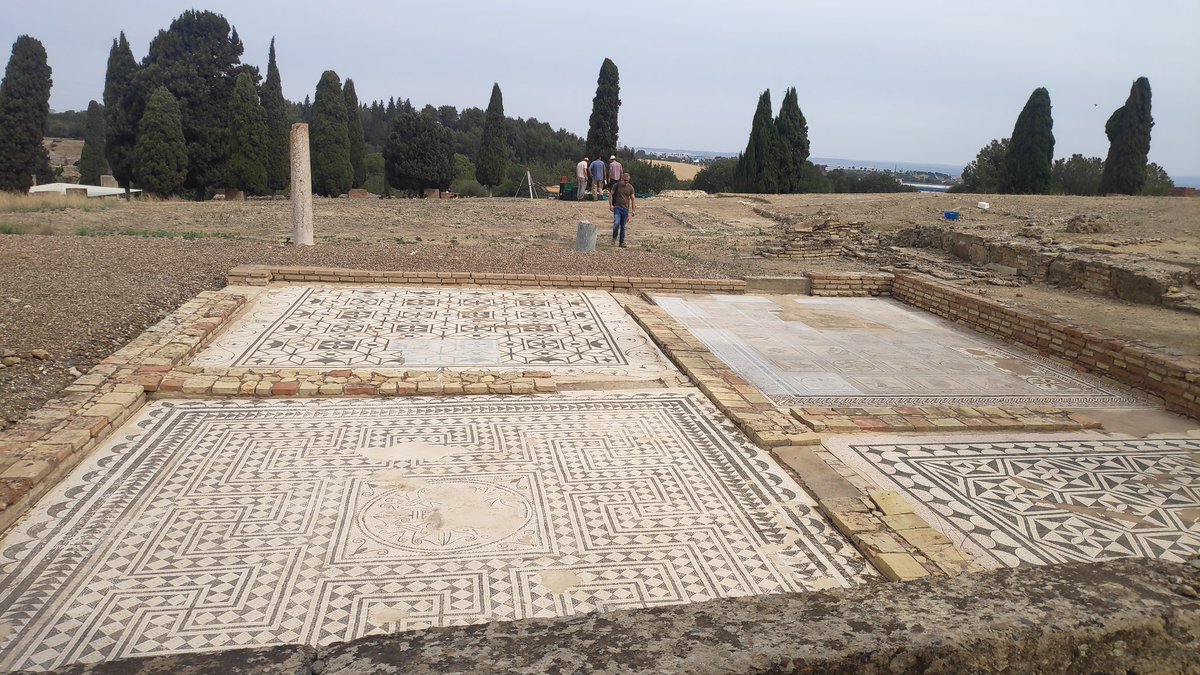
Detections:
[192, 286, 675, 377]
[825, 434, 1200, 568]
[0, 394, 870, 671]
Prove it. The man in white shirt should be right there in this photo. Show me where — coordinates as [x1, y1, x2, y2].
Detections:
[607, 155, 623, 191]
[575, 156, 589, 201]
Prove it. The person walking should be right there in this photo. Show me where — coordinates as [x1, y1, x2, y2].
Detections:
[588, 156, 606, 200]
[607, 155, 623, 191]
[609, 171, 635, 247]
[575, 156, 589, 201]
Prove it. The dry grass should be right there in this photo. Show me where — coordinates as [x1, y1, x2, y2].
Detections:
[648, 160, 703, 181]
[0, 192, 118, 214]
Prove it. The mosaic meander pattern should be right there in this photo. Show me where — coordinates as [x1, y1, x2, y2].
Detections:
[0, 394, 870, 671]
[192, 286, 674, 376]
[825, 434, 1200, 568]
[653, 294, 1150, 409]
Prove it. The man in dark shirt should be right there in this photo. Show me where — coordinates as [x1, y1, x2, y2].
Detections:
[609, 171, 635, 247]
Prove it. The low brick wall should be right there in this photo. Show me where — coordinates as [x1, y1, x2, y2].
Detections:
[227, 265, 747, 294]
[893, 273, 1200, 420]
[807, 271, 894, 297]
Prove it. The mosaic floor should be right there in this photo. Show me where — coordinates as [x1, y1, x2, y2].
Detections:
[653, 294, 1149, 408]
[825, 433, 1200, 568]
[192, 286, 676, 377]
[0, 393, 870, 671]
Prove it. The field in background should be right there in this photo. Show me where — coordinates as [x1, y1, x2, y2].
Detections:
[648, 159, 703, 181]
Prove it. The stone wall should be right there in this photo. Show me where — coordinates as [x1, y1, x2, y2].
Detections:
[888, 226, 1198, 311]
[893, 273, 1200, 420]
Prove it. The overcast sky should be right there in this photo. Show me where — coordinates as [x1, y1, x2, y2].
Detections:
[3, 0, 1198, 176]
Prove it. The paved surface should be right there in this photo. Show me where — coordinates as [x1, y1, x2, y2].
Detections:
[824, 432, 1200, 568]
[193, 287, 676, 379]
[0, 392, 870, 671]
[653, 293, 1150, 408]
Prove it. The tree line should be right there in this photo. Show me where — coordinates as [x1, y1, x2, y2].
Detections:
[952, 78, 1169, 196]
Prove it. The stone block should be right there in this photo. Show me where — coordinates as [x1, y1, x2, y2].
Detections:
[869, 491, 914, 516]
[826, 510, 880, 536]
[872, 552, 930, 582]
[882, 513, 929, 531]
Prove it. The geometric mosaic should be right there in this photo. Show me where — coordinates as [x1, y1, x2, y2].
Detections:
[824, 433, 1200, 569]
[191, 286, 676, 378]
[0, 393, 870, 670]
[653, 294, 1151, 409]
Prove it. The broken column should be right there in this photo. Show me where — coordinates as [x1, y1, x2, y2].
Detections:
[290, 123, 314, 246]
[574, 220, 597, 252]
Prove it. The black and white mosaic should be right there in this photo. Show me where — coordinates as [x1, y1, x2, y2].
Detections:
[0, 394, 870, 671]
[825, 433, 1200, 568]
[191, 286, 675, 377]
[653, 294, 1150, 408]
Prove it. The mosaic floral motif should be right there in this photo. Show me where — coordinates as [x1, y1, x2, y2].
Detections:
[654, 294, 1150, 408]
[0, 394, 870, 671]
[192, 287, 675, 377]
[825, 434, 1200, 568]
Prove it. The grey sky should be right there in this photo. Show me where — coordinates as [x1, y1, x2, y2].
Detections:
[3, 0, 1198, 176]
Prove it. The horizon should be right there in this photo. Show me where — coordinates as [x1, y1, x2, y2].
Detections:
[4, 1, 1198, 177]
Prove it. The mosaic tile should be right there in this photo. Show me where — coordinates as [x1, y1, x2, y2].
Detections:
[824, 433, 1200, 568]
[191, 287, 676, 378]
[0, 393, 870, 670]
[653, 294, 1150, 408]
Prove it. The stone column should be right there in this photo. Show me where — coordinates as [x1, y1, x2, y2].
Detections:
[574, 220, 597, 252]
[290, 123, 314, 246]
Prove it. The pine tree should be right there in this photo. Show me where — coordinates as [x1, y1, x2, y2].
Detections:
[1100, 77, 1153, 195]
[383, 110, 455, 194]
[1001, 87, 1054, 194]
[309, 70, 352, 197]
[775, 87, 810, 193]
[103, 32, 138, 194]
[138, 10, 246, 199]
[475, 83, 509, 194]
[0, 36, 53, 192]
[735, 90, 781, 193]
[226, 72, 268, 195]
[343, 78, 366, 188]
[78, 100, 109, 185]
[134, 87, 188, 196]
[260, 37, 290, 194]
[585, 58, 620, 160]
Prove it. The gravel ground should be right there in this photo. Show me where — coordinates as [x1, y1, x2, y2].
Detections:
[0, 235, 725, 429]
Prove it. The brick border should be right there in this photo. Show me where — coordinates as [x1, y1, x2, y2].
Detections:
[145, 367, 556, 397]
[892, 273, 1200, 420]
[793, 405, 1100, 433]
[806, 271, 894, 297]
[228, 265, 747, 294]
[615, 294, 819, 448]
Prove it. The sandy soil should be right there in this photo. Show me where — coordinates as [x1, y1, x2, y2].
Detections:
[2, 192, 1198, 428]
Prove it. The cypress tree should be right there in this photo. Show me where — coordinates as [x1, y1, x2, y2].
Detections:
[78, 100, 110, 185]
[775, 87, 809, 193]
[261, 37, 290, 194]
[226, 72, 268, 195]
[310, 70, 352, 197]
[735, 90, 781, 193]
[343, 78, 365, 188]
[1002, 87, 1054, 194]
[1100, 77, 1153, 195]
[134, 86, 188, 196]
[383, 110, 455, 194]
[103, 32, 138, 194]
[585, 58, 620, 160]
[138, 10, 246, 199]
[0, 36, 53, 192]
[475, 82, 509, 194]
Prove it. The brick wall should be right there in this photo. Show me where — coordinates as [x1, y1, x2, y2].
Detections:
[227, 265, 746, 294]
[893, 273, 1200, 420]
[807, 272, 894, 297]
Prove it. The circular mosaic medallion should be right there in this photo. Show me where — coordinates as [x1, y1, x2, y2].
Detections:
[358, 479, 532, 552]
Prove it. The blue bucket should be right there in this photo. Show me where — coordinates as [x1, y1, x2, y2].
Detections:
[943, 211, 960, 221]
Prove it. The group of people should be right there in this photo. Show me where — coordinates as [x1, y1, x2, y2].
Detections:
[575, 155, 635, 248]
